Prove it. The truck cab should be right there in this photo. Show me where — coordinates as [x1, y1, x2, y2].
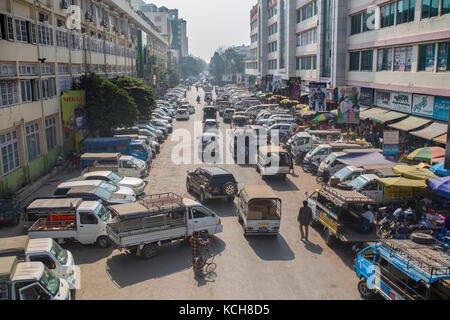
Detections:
[329, 166, 364, 187]
[348, 174, 383, 202]
[81, 153, 147, 179]
[0, 256, 71, 300]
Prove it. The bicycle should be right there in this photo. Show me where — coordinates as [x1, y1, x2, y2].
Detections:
[193, 235, 216, 277]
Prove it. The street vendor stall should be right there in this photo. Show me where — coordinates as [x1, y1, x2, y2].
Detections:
[393, 164, 438, 180]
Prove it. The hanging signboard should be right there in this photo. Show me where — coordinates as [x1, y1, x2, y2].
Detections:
[309, 82, 327, 112]
[375, 90, 391, 108]
[390, 92, 412, 113]
[359, 87, 374, 106]
[383, 130, 399, 157]
[433, 96, 450, 121]
[412, 94, 434, 118]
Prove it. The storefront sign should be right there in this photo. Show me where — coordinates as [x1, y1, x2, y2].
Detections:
[309, 82, 327, 112]
[61, 90, 86, 131]
[375, 90, 391, 108]
[383, 145, 399, 156]
[412, 94, 434, 118]
[390, 92, 412, 113]
[433, 96, 450, 121]
[337, 86, 360, 124]
[359, 87, 374, 106]
[383, 130, 399, 145]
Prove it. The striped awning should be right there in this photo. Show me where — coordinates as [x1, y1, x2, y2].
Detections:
[388, 116, 432, 132]
[359, 107, 388, 120]
[370, 111, 407, 124]
[433, 134, 447, 145]
[410, 122, 448, 141]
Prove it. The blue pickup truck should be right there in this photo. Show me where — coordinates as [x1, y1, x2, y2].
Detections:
[84, 137, 151, 164]
[354, 237, 449, 300]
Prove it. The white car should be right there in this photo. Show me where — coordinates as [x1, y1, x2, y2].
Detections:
[55, 180, 136, 197]
[198, 132, 220, 162]
[204, 119, 219, 131]
[176, 109, 190, 120]
[72, 171, 146, 195]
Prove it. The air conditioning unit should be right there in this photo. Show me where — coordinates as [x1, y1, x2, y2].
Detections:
[60, 0, 68, 9]
[39, 12, 49, 22]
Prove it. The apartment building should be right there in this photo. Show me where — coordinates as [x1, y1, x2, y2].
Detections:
[0, 0, 166, 194]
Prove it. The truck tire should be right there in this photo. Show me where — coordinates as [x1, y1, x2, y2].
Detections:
[325, 230, 336, 246]
[141, 243, 158, 259]
[222, 182, 236, 196]
[96, 236, 111, 248]
[358, 279, 374, 299]
[411, 232, 434, 245]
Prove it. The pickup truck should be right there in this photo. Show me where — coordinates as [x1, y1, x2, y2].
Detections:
[0, 236, 79, 293]
[306, 186, 378, 246]
[0, 256, 71, 300]
[25, 198, 112, 248]
[288, 130, 342, 162]
[106, 193, 223, 259]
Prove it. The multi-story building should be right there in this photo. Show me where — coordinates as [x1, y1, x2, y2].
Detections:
[0, 0, 166, 194]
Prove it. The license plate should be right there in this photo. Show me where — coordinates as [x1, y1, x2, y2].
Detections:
[258, 222, 269, 225]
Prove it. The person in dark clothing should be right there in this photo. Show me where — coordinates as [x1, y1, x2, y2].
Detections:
[298, 201, 313, 241]
[189, 231, 210, 276]
[289, 152, 295, 174]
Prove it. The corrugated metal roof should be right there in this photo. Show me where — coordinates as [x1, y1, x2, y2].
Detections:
[370, 111, 407, 124]
[388, 116, 432, 132]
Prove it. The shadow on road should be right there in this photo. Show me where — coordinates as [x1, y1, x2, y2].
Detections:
[204, 201, 237, 217]
[302, 240, 323, 255]
[263, 177, 300, 192]
[105, 236, 226, 288]
[246, 234, 295, 261]
[64, 242, 115, 264]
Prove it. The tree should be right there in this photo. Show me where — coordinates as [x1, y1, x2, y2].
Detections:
[167, 67, 180, 88]
[179, 56, 207, 79]
[111, 75, 156, 120]
[73, 73, 139, 136]
[209, 51, 226, 85]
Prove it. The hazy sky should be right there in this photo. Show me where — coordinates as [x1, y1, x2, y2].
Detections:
[149, 0, 256, 62]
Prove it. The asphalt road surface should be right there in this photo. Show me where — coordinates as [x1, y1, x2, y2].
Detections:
[1, 88, 362, 300]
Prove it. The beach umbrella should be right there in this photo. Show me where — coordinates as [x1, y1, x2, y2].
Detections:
[407, 147, 445, 162]
[429, 162, 450, 177]
[427, 176, 450, 198]
[313, 113, 335, 122]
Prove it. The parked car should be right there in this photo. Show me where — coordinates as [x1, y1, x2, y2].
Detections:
[53, 186, 136, 205]
[186, 167, 238, 203]
[55, 180, 135, 197]
[176, 109, 190, 120]
[71, 171, 146, 195]
[204, 119, 219, 131]
[223, 108, 235, 123]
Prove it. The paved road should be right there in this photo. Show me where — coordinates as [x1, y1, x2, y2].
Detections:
[0, 88, 362, 300]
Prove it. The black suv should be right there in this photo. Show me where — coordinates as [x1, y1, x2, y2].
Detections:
[186, 167, 238, 203]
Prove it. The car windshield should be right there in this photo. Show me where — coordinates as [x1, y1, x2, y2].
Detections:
[99, 182, 118, 193]
[349, 176, 367, 190]
[334, 167, 352, 180]
[107, 172, 123, 183]
[94, 187, 111, 200]
[130, 157, 141, 166]
[39, 267, 60, 296]
[309, 146, 321, 156]
[94, 203, 110, 222]
[324, 154, 336, 165]
[50, 241, 68, 265]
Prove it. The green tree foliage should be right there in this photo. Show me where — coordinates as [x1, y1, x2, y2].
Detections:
[111, 75, 156, 120]
[179, 56, 207, 79]
[209, 48, 245, 85]
[72, 73, 139, 135]
[168, 67, 180, 88]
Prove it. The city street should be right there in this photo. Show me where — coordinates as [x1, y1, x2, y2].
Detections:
[51, 88, 361, 300]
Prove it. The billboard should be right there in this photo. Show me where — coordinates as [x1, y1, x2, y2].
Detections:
[309, 82, 327, 111]
[383, 130, 399, 157]
[434, 96, 450, 121]
[390, 92, 412, 113]
[359, 87, 374, 106]
[61, 90, 87, 132]
[412, 94, 434, 118]
[288, 77, 302, 100]
[337, 86, 360, 124]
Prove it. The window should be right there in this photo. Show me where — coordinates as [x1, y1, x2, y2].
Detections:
[0, 64, 15, 77]
[393, 46, 412, 71]
[72, 65, 81, 74]
[377, 48, 393, 71]
[268, 59, 277, 70]
[396, 0, 415, 24]
[21, 80, 33, 103]
[351, 13, 362, 35]
[422, 0, 439, 18]
[443, 0, 450, 14]
[19, 64, 37, 76]
[26, 123, 41, 161]
[0, 81, 19, 107]
[360, 51, 373, 71]
[0, 15, 15, 40]
[268, 41, 277, 53]
[418, 43, 436, 71]
[79, 212, 98, 225]
[38, 24, 53, 46]
[15, 18, 28, 42]
[70, 33, 82, 50]
[56, 29, 68, 48]
[268, 23, 277, 35]
[349, 52, 360, 71]
[381, 3, 396, 28]
[298, 28, 316, 46]
[0, 130, 20, 175]
[40, 65, 53, 75]
[438, 42, 450, 71]
[29, 255, 54, 269]
[192, 207, 212, 219]
[58, 64, 69, 74]
[298, 56, 315, 70]
[41, 78, 57, 99]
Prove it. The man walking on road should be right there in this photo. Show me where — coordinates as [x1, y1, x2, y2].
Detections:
[298, 201, 313, 242]
[189, 231, 210, 278]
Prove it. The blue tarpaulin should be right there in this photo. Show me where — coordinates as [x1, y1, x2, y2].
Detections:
[427, 176, 450, 198]
[336, 152, 398, 167]
[429, 162, 450, 177]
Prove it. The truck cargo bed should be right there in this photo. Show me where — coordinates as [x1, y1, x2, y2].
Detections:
[28, 218, 77, 239]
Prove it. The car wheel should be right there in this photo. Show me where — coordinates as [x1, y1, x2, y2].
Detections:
[358, 279, 374, 299]
[325, 230, 335, 246]
[223, 182, 236, 196]
[141, 243, 158, 259]
[96, 236, 111, 248]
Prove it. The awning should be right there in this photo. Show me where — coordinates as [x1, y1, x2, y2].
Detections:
[359, 107, 388, 120]
[336, 152, 398, 167]
[370, 111, 407, 124]
[330, 106, 368, 116]
[377, 177, 427, 188]
[433, 134, 447, 145]
[388, 116, 432, 132]
[410, 122, 448, 141]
